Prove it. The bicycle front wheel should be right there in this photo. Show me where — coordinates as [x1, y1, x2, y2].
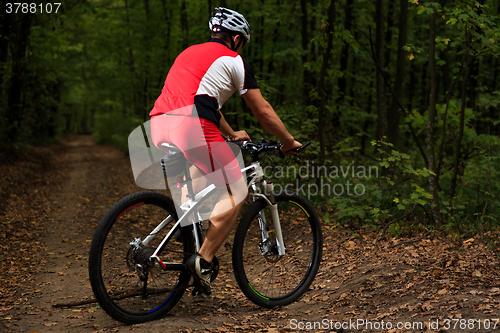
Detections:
[89, 191, 194, 324]
[233, 193, 323, 307]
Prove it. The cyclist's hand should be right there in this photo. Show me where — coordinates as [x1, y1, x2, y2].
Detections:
[281, 140, 303, 156]
[227, 130, 251, 142]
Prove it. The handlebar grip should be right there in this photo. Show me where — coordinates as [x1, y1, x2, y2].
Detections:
[228, 140, 246, 146]
[293, 141, 311, 153]
[281, 141, 311, 156]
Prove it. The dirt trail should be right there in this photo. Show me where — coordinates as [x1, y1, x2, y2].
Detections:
[2, 136, 500, 333]
[4, 136, 133, 332]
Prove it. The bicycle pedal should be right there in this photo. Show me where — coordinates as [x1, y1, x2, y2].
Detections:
[192, 287, 209, 297]
[192, 287, 201, 296]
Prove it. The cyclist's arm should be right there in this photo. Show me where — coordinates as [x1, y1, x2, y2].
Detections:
[218, 110, 250, 141]
[242, 89, 302, 153]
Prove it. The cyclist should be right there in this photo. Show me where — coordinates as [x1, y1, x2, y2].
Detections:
[150, 7, 302, 295]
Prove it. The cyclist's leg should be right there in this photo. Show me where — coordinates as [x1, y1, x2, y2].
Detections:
[181, 165, 208, 205]
[198, 177, 246, 263]
[192, 134, 247, 262]
[154, 115, 247, 263]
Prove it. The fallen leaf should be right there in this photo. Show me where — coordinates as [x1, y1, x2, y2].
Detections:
[438, 289, 447, 295]
[422, 302, 433, 311]
[489, 287, 500, 295]
[43, 322, 57, 327]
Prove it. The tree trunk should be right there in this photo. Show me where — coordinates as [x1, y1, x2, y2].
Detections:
[420, 61, 428, 111]
[493, 57, 499, 95]
[468, 0, 483, 110]
[407, 61, 415, 113]
[384, 0, 395, 69]
[334, 0, 353, 130]
[450, 57, 471, 199]
[124, 0, 138, 113]
[426, 9, 442, 226]
[143, 0, 151, 121]
[337, 0, 353, 103]
[300, 0, 313, 106]
[258, 0, 266, 74]
[361, 83, 373, 156]
[441, 50, 451, 100]
[160, 0, 172, 87]
[0, 9, 11, 92]
[387, 0, 408, 146]
[180, 0, 188, 49]
[375, 0, 387, 141]
[317, 0, 336, 172]
[6, 14, 33, 143]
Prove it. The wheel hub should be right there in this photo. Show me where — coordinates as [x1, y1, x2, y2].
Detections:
[127, 244, 155, 269]
[260, 241, 281, 263]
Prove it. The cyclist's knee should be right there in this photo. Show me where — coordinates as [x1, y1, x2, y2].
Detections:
[227, 178, 247, 202]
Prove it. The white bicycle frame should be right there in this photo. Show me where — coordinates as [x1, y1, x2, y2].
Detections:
[137, 158, 287, 270]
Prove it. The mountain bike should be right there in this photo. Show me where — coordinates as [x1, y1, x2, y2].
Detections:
[88, 138, 323, 324]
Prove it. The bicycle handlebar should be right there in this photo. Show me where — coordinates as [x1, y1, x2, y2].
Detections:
[229, 139, 311, 160]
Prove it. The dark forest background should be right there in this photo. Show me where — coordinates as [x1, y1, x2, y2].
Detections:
[1, 0, 499, 237]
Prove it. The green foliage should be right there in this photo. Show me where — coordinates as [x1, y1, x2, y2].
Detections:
[93, 111, 141, 151]
[315, 139, 436, 229]
[440, 134, 500, 231]
[1, 0, 500, 237]
[374, 140, 434, 208]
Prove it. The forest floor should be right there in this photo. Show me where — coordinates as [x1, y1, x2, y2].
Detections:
[1, 135, 500, 333]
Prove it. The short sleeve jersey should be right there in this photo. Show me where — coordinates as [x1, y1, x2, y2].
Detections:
[149, 39, 259, 127]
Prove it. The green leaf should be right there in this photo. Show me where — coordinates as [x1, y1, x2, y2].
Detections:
[446, 18, 457, 25]
[417, 199, 428, 205]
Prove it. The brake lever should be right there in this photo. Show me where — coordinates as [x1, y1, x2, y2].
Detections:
[278, 146, 286, 159]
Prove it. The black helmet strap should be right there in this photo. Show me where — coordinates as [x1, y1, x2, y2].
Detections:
[216, 27, 244, 51]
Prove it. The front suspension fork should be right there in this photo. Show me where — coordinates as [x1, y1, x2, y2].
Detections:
[264, 182, 286, 255]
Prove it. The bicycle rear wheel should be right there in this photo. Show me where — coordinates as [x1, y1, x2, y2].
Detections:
[89, 191, 193, 324]
[233, 193, 322, 307]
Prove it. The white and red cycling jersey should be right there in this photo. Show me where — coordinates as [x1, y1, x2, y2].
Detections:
[150, 38, 258, 187]
[150, 38, 259, 127]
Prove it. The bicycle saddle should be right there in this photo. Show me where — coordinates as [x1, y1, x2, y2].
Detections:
[160, 143, 187, 177]
[160, 142, 183, 155]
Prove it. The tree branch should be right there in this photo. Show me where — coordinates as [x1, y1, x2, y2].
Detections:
[377, 204, 418, 241]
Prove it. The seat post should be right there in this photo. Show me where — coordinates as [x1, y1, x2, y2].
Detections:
[183, 161, 196, 201]
[160, 142, 196, 200]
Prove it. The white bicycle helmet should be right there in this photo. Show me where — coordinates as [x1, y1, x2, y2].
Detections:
[209, 7, 251, 43]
